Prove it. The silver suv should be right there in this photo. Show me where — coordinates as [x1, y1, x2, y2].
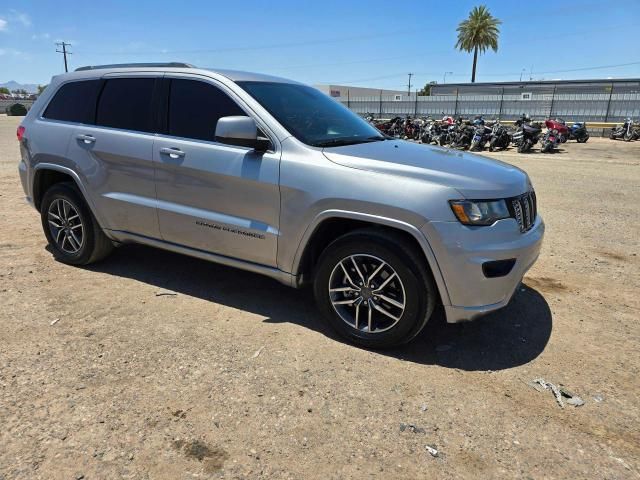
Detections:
[18, 63, 544, 348]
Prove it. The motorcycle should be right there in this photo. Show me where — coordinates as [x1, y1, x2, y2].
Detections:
[469, 117, 492, 151]
[438, 123, 458, 146]
[420, 118, 439, 144]
[374, 116, 404, 137]
[512, 114, 542, 153]
[540, 119, 569, 153]
[450, 120, 474, 150]
[488, 121, 511, 152]
[567, 121, 589, 143]
[609, 118, 636, 141]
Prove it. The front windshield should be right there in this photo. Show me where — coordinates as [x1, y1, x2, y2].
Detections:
[237, 81, 384, 147]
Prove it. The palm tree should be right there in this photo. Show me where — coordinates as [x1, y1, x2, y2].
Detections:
[455, 5, 501, 83]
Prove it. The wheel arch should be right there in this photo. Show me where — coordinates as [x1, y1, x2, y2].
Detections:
[32, 164, 108, 230]
[291, 210, 451, 306]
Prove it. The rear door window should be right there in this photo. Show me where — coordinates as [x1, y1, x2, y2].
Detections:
[43, 80, 101, 123]
[167, 79, 244, 141]
[96, 78, 155, 133]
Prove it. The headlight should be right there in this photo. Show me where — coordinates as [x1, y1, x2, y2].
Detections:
[449, 200, 510, 226]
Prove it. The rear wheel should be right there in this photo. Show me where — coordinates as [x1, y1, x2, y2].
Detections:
[40, 182, 113, 265]
[314, 230, 436, 348]
[577, 134, 589, 143]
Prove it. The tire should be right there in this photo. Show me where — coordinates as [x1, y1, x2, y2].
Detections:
[517, 142, 526, 153]
[488, 138, 496, 152]
[624, 132, 632, 142]
[577, 135, 589, 143]
[40, 182, 113, 265]
[609, 131, 616, 140]
[313, 229, 436, 349]
[541, 142, 552, 153]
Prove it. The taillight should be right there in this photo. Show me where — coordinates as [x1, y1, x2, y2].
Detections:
[17, 125, 25, 142]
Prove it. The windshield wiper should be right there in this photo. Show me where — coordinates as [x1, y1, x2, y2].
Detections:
[315, 136, 385, 148]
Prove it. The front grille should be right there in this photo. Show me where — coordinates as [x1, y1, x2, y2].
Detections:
[509, 191, 537, 232]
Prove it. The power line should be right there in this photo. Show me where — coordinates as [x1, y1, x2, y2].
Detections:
[55, 41, 72, 72]
[329, 60, 640, 85]
[73, 29, 421, 56]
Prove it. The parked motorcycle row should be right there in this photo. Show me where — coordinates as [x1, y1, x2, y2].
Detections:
[365, 113, 592, 154]
[608, 118, 640, 141]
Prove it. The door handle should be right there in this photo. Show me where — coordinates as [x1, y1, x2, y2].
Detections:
[76, 134, 95, 144]
[159, 147, 185, 159]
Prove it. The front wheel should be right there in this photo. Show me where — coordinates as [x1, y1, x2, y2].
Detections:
[40, 182, 113, 265]
[577, 134, 589, 143]
[624, 132, 632, 142]
[314, 230, 436, 348]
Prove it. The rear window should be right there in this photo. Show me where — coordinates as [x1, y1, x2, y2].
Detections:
[168, 79, 244, 141]
[43, 80, 101, 123]
[95, 78, 155, 133]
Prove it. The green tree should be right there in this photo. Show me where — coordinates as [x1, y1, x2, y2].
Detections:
[455, 5, 501, 83]
[0, 87, 10, 95]
[418, 81, 437, 96]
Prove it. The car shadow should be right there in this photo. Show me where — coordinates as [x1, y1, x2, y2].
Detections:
[82, 244, 552, 371]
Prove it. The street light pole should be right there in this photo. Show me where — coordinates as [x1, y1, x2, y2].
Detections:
[519, 68, 526, 82]
[443, 71, 453, 84]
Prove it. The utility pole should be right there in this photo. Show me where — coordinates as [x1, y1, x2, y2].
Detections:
[407, 73, 413, 96]
[56, 42, 72, 72]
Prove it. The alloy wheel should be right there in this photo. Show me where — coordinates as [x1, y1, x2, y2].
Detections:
[328, 254, 406, 333]
[47, 198, 84, 254]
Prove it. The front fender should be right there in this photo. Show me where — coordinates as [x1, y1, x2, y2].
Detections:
[290, 209, 452, 306]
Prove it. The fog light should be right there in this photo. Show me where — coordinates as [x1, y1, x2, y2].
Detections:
[482, 259, 516, 278]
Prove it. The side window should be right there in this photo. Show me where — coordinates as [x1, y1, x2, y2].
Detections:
[96, 78, 155, 133]
[43, 80, 101, 123]
[168, 79, 245, 141]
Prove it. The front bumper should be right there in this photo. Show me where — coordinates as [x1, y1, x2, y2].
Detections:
[422, 215, 544, 323]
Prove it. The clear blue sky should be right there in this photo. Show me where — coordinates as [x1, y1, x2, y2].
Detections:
[1, 0, 639, 88]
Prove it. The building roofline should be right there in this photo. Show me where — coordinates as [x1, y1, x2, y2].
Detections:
[435, 78, 640, 88]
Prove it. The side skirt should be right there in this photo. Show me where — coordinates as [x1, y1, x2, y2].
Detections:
[107, 229, 297, 287]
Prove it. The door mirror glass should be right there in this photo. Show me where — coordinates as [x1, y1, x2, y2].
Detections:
[215, 116, 269, 151]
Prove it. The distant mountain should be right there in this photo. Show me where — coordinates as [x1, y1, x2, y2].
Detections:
[0, 81, 40, 93]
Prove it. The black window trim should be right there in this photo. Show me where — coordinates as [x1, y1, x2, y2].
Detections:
[157, 74, 277, 152]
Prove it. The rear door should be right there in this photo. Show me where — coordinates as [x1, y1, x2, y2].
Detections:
[66, 75, 161, 238]
[153, 76, 280, 267]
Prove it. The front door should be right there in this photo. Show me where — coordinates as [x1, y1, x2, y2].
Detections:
[153, 77, 280, 267]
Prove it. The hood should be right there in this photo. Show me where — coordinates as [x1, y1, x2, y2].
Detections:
[323, 140, 530, 199]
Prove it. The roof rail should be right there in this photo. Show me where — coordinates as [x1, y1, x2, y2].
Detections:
[75, 62, 194, 72]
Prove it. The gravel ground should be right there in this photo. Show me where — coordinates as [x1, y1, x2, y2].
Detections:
[1, 114, 639, 479]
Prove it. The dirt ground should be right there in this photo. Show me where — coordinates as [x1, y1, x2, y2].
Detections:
[1, 114, 639, 479]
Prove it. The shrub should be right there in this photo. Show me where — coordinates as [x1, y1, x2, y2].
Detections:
[9, 103, 28, 116]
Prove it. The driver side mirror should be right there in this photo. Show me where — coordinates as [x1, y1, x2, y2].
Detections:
[215, 116, 271, 152]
